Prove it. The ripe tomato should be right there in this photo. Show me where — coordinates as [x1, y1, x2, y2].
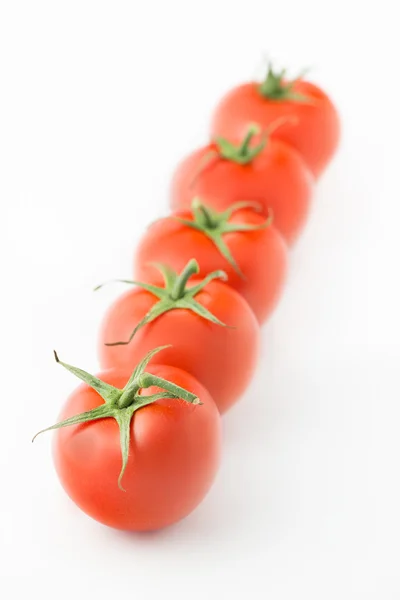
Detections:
[98, 260, 260, 414]
[210, 66, 340, 178]
[134, 200, 288, 323]
[170, 126, 313, 245]
[37, 348, 221, 531]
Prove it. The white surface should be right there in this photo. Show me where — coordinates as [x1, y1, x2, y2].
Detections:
[1, 0, 400, 596]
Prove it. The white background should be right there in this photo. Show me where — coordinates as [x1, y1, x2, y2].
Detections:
[1, 0, 399, 596]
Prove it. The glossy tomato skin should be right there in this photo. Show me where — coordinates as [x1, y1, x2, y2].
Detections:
[53, 365, 221, 531]
[210, 80, 340, 178]
[98, 280, 260, 414]
[170, 138, 313, 245]
[134, 208, 288, 323]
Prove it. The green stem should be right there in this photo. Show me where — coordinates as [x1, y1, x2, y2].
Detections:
[117, 382, 141, 409]
[238, 125, 258, 156]
[214, 124, 265, 165]
[192, 200, 216, 229]
[170, 259, 200, 300]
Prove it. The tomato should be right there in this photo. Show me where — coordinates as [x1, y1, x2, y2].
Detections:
[134, 200, 288, 323]
[98, 260, 260, 414]
[210, 65, 340, 178]
[170, 125, 313, 245]
[35, 348, 221, 531]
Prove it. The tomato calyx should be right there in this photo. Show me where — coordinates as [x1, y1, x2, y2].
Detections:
[258, 63, 310, 102]
[95, 259, 229, 346]
[214, 124, 267, 165]
[172, 198, 273, 277]
[188, 125, 267, 188]
[191, 118, 297, 188]
[33, 346, 201, 490]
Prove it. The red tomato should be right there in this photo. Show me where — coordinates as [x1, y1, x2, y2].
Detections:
[210, 68, 340, 178]
[98, 261, 260, 414]
[40, 352, 221, 531]
[134, 201, 288, 323]
[170, 128, 313, 245]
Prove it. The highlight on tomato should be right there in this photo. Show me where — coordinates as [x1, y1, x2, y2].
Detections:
[210, 63, 340, 178]
[170, 123, 313, 245]
[97, 259, 260, 414]
[135, 198, 288, 323]
[33, 346, 221, 531]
